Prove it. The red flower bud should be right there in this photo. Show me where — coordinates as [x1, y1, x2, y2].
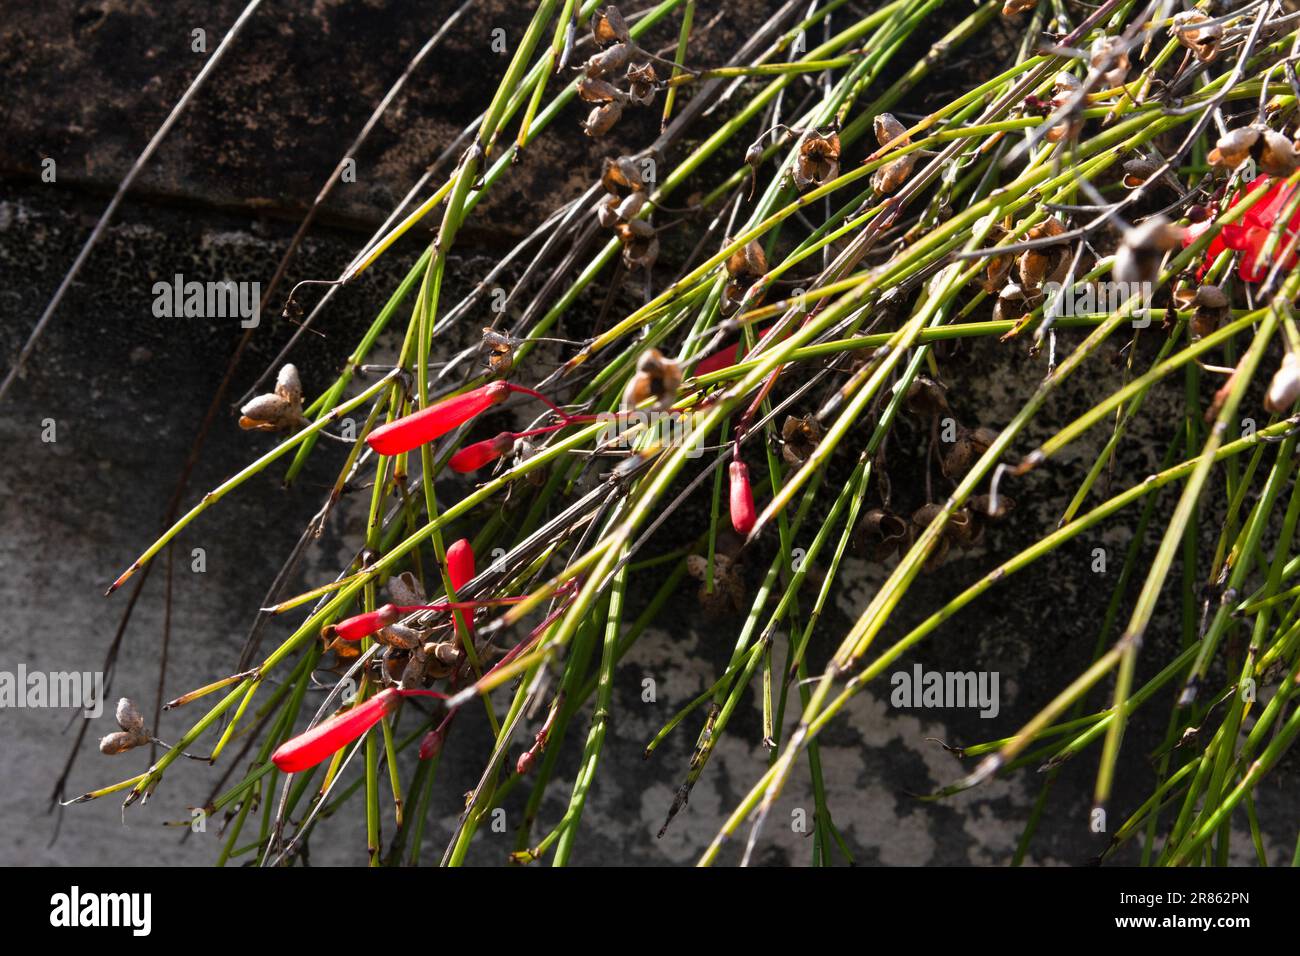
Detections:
[446, 538, 475, 591]
[729, 460, 757, 536]
[322, 604, 402, 642]
[418, 728, 445, 760]
[272, 688, 446, 773]
[449, 431, 515, 473]
[367, 382, 510, 456]
[516, 749, 537, 776]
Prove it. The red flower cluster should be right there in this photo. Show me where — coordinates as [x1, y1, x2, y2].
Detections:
[1184, 176, 1299, 282]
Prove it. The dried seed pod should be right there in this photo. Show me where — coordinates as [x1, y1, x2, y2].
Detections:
[482, 327, 515, 375]
[583, 99, 623, 137]
[99, 730, 148, 755]
[1122, 157, 1159, 189]
[1207, 126, 1298, 177]
[622, 347, 681, 410]
[870, 114, 914, 194]
[719, 280, 747, 316]
[1191, 284, 1229, 338]
[726, 239, 768, 279]
[1089, 36, 1130, 89]
[115, 697, 146, 734]
[1264, 352, 1300, 414]
[905, 376, 949, 416]
[1045, 73, 1083, 143]
[626, 62, 658, 106]
[616, 189, 647, 220]
[1002, 0, 1038, 15]
[686, 552, 746, 615]
[377, 623, 424, 652]
[577, 76, 623, 103]
[947, 507, 979, 547]
[855, 508, 909, 561]
[596, 193, 621, 228]
[615, 219, 659, 271]
[793, 127, 841, 192]
[1016, 217, 1069, 287]
[382, 651, 409, 684]
[585, 41, 632, 78]
[275, 363, 303, 406]
[601, 156, 644, 195]
[1209, 127, 1260, 170]
[1113, 217, 1184, 285]
[992, 282, 1043, 325]
[1171, 12, 1222, 62]
[592, 6, 630, 46]
[780, 415, 823, 465]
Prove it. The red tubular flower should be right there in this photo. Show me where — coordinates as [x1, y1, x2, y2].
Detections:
[272, 687, 447, 773]
[322, 604, 402, 642]
[272, 688, 401, 772]
[449, 431, 515, 473]
[1184, 176, 1299, 282]
[367, 382, 510, 456]
[729, 460, 757, 536]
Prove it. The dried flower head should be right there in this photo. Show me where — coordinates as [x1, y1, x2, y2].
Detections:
[239, 363, 307, 432]
[1113, 217, 1184, 285]
[622, 347, 681, 410]
[1171, 11, 1222, 62]
[870, 114, 914, 194]
[626, 62, 658, 106]
[591, 6, 630, 47]
[1209, 126, 1299, 178]
[780, 415, 823, 465]
[615, 218, 659, 271]
[794, 127, 841, 192]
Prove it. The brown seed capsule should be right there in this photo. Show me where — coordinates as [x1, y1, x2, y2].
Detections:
[596, 193, 621, 228]
[726, 239, 768, 279]
[577, 76, 623, 104]
[1113, 217, 1184, 285]
[794, 127, 841, 192]
[992, 282, 1043, 325]
[240, 364, 306, 432]
[1016, 218, 1069, 288]
[383, 651, 409, 684]
[947, 507, 978, 547]
[1002, 0, 1038, 15]
[616, 190, 647, 220]
[592, 6, 630, 46]
[585, 42, 632, 78]
[1191, 285, 1229, 338]
[626, 62, 658, 106]
[906, 376, 949, 417]
[686, 552, 746, 615]
[115, 697, 145, 734]
[482, 327, 515, 375]
[583, 99, 623, 137]
[1122, 158, 1159, 189]
[1264, 352, 1300, 414]
[601, 156, 644, 195]
[615, 219, 658, 271]
[869, 114, 914, 194]
[1208, 125, 1298, 177]
[1089, 36, 1129, 89]
[1045, 73, 1083, 143]
[99, 730, 148, 756]
[780, 415, 823, 466]
[1171, 11, 1222, 62]
[622, 347, 681, 410]
[855, 508, 909, 561]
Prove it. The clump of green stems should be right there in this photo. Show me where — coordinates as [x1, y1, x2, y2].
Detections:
[60, 0, 1300, 867]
